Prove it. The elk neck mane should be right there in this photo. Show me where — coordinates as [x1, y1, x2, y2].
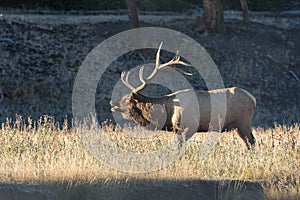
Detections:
[129, 92, 179, 130]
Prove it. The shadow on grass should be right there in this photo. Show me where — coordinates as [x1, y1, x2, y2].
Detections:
[0, 179, 266, 200]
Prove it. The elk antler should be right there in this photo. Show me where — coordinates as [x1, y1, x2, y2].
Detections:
[121, 71, 136, 91]
[121, 42, 192, 93]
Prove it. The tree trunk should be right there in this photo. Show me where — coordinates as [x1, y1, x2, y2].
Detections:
[240, 0, 250, 23]
[203, 0, 223, 32]
[126, 0, 139, 29]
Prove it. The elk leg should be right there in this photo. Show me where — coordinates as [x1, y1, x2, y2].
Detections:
[236, 125, 256, 150]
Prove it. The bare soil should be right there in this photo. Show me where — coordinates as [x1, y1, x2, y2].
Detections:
[0, 13, 299, 127]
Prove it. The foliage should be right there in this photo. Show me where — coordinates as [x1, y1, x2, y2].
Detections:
[248, 0, 295, 12]
[0, 0, 124, 10]
[222, 0, 295, 12]
[1, 0, 297, 11]
[138, 0, 192, 12]
[0, 0, 191, 11]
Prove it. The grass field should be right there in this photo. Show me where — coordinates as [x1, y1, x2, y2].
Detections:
[0, 116, 299, 199]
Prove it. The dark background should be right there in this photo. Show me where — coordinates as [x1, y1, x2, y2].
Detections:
[0, 0, 299, 127]
[0, 0, 299, 12]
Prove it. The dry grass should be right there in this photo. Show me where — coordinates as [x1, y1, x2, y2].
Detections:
[0, 116, 299, 199]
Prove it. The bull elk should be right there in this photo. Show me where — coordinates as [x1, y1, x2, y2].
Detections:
[110, 43, 256, 149]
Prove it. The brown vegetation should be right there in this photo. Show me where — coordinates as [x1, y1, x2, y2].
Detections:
[0, 117, 299, 199]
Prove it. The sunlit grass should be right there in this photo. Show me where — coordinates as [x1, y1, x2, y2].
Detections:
[0, 116, 299, 199]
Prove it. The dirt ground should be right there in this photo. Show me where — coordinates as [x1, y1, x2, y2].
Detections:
[0, 13, 299, 127]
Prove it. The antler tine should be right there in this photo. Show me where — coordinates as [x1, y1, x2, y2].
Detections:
[144, 42, 163, 81]
[173, 68, 193, 76]
[121, 71, 136, 91]
[158, 51, 192, 69]
[156, 42, 163, 69]
[132, 42, 163, 93]
[134, 66, 147, 93]
[138, 66, 146, 86]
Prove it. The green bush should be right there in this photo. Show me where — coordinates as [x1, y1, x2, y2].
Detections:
[248, 0, 294, 12]
[0, 0, 191, 11]
[0, 0, 125, 10]
[0, 0, 297, 11]
[222, 0, 295, 12]
[138, 0, 192, 12]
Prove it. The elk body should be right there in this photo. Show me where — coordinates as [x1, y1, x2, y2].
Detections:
[110, 44, 256, 149]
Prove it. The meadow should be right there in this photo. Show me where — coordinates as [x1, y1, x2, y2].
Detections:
[0, 116, 299, 199]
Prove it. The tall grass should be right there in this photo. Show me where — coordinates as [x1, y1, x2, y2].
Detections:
[0, 116, 299, 199]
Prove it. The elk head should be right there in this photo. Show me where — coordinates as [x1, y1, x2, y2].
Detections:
[110, 43, 191, 129]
